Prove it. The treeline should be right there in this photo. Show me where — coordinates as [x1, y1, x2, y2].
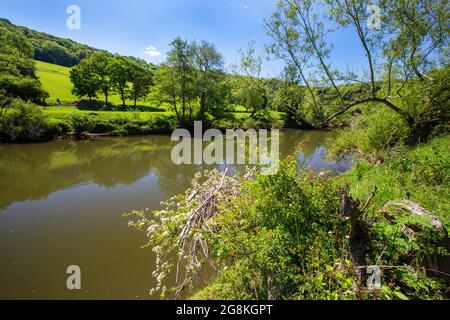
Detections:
[0, 18, 101, 67]
[68, 37, 306, 127]
[70, 53, 154, 108]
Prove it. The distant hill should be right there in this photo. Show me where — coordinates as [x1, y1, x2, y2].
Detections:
[0, 18, 107, 67]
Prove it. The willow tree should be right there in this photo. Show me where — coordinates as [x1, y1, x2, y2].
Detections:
[266, 0, 449, 128]
[166, 37, 196, 121]
[232, 41, 270, 117]
[193, 40, 227, 120]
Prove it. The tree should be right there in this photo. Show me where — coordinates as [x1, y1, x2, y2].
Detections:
[129, 61, 153, 108]
[233, 41, 269, 117]
[266, 0, 449, 128]
[154, 65, 181, 120]
[0, 28, 34, 59]
[166, 37, 195, 121]
[110, 56, 133, 108]
[0, 90, 12, 117]
[90, 52, 113, 104]
[192, 40, 228, 119]
[70, 61, 98, 104]
[0, 26, 47, 103]
[37, 41, 78, 67]
[272, 65, 306, 128]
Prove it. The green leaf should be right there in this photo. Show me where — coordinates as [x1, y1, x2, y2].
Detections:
[393, 291, 409, 300]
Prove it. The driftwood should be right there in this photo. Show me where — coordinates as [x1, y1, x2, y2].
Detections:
[81, 132, 111, 139]
[174, 167, 244, 296]
[381, 200, 450, 280]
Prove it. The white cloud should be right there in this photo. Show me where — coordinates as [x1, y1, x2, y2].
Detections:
[244, 5, 248, 9]
[144, 45, 161, 58]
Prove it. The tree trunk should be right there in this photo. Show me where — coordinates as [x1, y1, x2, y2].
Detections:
[121, 92, 126, 109]
[181, 92, 186, 119]
[199, 94, 206, 120]
[339, 185, 366, 269]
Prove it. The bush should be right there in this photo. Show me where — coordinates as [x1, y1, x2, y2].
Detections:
[243, 110, 283, 129]
[128, 143, 449, 299]
[0, 100, 51, 142]
[91, 120, 118, 134]
[47, 118, 72, 137]
[148, 115, 177, 134]
[330, 107, 411, 162]
[0, 74, 48, 104]
[69, 112, 95, 137]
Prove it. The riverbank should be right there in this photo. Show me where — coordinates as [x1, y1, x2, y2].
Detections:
[0, 102, 289, 143]
[126, 113, 450, 299]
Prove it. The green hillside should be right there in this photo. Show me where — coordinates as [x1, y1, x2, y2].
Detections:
[35, 61, 77, 104]
[35, 60, 156, 107]
[0, 18, 101, 67]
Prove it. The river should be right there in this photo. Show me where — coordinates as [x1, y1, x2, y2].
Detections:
[0, 130, 351, 299]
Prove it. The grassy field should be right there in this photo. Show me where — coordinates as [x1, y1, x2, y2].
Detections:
[42, 106, 171, 120]
[35, 60, 154, 107]
[35, 61, 78, 104]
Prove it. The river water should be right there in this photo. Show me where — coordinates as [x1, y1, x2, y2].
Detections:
[0, 130, 351, 299]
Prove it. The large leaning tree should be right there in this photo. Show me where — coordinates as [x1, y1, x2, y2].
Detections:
[266, 0, 449, 129]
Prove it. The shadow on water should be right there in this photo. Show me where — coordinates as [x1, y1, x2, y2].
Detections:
[0, 130, 351, 299]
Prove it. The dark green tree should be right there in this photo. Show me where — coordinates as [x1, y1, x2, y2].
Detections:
[110, 56, 133, 108]
[129, 61, 153, 108]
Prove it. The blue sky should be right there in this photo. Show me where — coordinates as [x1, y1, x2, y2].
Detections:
[0, 0, 368, 77]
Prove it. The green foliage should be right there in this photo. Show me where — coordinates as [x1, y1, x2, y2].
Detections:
[340, 135, 450, 298]
[271, 67, 307, 128]
[69, 61, 98, 102]
[0, 53, 36, 77]
[345, 136, 450, 226]
[266, 0, 448, 129]
[127, 159, 364, 299]
[129, 61, 153, 107]
[0, 18, 99, 67]
[37, 41, 78, 67]
[0, 74, 48, 104]
[127, 130, 449, 300]
[330, 107, 411, 162]
[242, 109, 283, 129]
[0, 23, 34, 58]
[232, 41, 270, 116]
[0, 23, 48, 103]
[43, 108, 177, 138]
[68, 112, 96, 137]
[0, 99, 51, 142]
[109, 56, 134, 107]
